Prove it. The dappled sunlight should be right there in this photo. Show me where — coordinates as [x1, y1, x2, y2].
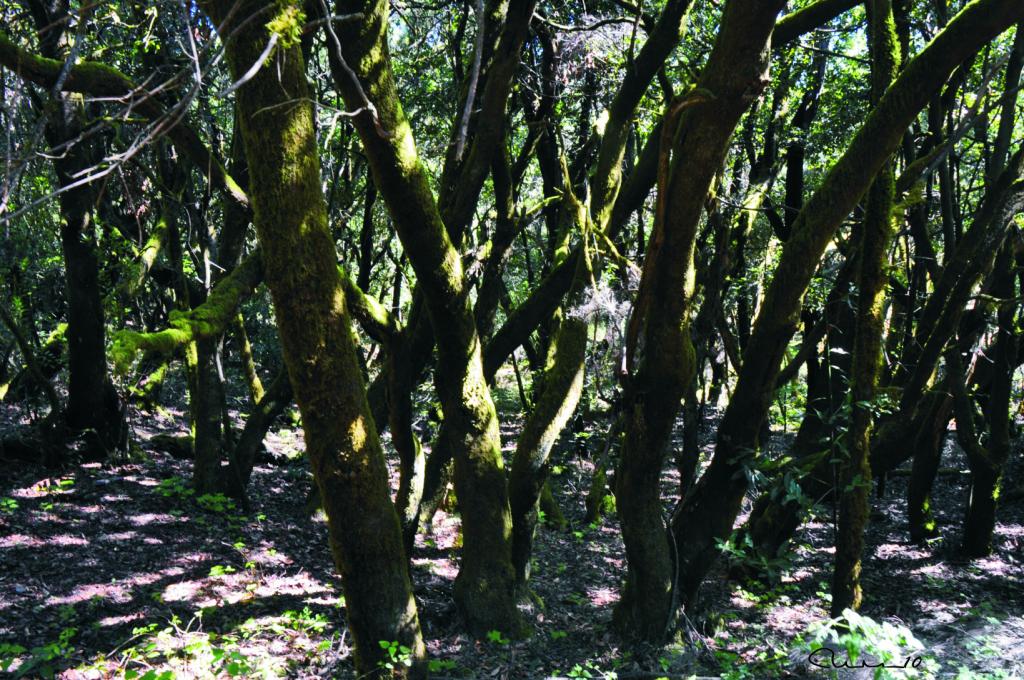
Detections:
[0, 533, 44, 548]
[47, 582, 131, 606]
[129, 512, 178, 527]
[586, 586, 618, 607]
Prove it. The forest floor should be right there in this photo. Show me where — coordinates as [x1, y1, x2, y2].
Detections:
[1, 394, 1023, 679]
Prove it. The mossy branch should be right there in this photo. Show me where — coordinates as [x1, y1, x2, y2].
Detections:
[111, 252, 264, 373]
[121, 216, 170, 297]
[339, 268, 399, 343]
[773, 0, 859, 46]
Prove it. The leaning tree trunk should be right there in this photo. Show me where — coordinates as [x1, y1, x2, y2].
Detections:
[830, 0, 900, 616]
[671, 0, 1024, 610]
[508, 200, 591, 589]
[954, 244, 1018, 557]
[198, 1, 425, 675]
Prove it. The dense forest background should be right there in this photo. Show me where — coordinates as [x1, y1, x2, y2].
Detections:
[1, 0, 1024, 677]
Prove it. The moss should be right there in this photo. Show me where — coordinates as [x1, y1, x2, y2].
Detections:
[265, 4, 305, 49]
[832, 0, 899, 615]
[111, 328, 191, 374]
[122, 216, 169, 297]
[335, 0, 525, 637]
[197, 0, 427, 673]
[339, 268, 398, 342]
[509, 313, 587, 585]
[109, 252, 263, 373]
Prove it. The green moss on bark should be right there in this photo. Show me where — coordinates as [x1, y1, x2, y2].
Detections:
[198, 0, 426, 674]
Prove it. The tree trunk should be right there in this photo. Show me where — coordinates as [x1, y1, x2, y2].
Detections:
[27, 0, 123, 456]
[333, 0, 526, 636]
[906, 388, 952, 541]
[614, 0, 785, 639]
[198, 1, 425, 674]
[830, 0, 900, 616]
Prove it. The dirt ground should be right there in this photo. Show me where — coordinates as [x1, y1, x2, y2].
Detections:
[1, 402, 1022, 679]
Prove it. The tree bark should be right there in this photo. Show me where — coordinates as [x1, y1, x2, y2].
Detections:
[198, 1, 425, 674]
[614, 0, 786, 640]
[333, 0, 525, 636]
[830, 0, 900, 616]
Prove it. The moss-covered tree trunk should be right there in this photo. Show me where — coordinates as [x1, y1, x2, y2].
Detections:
[333, 0, 526, 636]
[906, 387, 952, 541]
[508, 196, 591, 587]
[198, 1, 425, 675]
[830, 0, 900, 616]
[613, 0, 786, 640]
[671, 0, 1024, 609]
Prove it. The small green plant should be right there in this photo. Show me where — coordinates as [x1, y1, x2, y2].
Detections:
[124, 670, 175, 679]
[486, 629, 510, 645]
[157, 476, 194, 501]
[208, 564, 236, 577]
[0, 643, 26, 672]
[797, 608, 938, 679]
[280, 607, 328, 634]
[549, 629, 568, 640]
[564, 592, 588, 606]
[7, 627, 77, 678]
[567, 662, 594, 678]
[1, 497, 18, 514]
[428, 658, 457, 672]
[562, 660, 617, 679]
[599, 492, 616, 515]
[378, 640, 413, 670]
[196, 493, 235, 513]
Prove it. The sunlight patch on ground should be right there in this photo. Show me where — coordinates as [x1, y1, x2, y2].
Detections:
[70, 504, 103, 514]
[98, 612, 145, 628]
[0, 533, 44, 548]
[910, 562, 949, 577]
[587, 586, 618, 607]
[129, 512, 177, 526]
[47, 582, 129, 606]
[48, 534, 89, 546]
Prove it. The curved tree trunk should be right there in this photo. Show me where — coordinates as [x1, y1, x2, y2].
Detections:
[614, 0, 786, 640]
[333, 0, 529, 636]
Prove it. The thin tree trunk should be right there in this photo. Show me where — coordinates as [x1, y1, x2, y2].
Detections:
[830, 0, 900, 615]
